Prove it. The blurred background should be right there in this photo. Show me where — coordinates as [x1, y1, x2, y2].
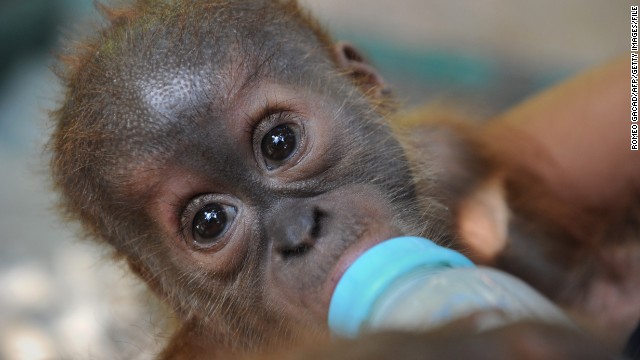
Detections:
[0, 0, 630, 358]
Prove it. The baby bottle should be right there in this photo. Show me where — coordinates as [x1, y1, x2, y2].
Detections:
[328, 236, 571, 338]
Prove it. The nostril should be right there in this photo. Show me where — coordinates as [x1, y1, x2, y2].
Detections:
[280, 243, 312, 259]
[278, 207, 325, 260]
[310, 208, 325, 239]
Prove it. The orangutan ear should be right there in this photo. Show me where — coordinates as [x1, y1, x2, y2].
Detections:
[457, 176, 509, 265]
[333, 42, 390, 98]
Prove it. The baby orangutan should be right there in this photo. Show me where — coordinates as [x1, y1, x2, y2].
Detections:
[50, 0, 639, 358]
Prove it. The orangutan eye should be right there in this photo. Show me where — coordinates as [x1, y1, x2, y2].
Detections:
[191, 203, 236, 247]
[260, 124, 299, 169]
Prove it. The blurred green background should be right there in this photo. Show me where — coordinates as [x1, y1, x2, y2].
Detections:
[0, 0, 630, 358]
